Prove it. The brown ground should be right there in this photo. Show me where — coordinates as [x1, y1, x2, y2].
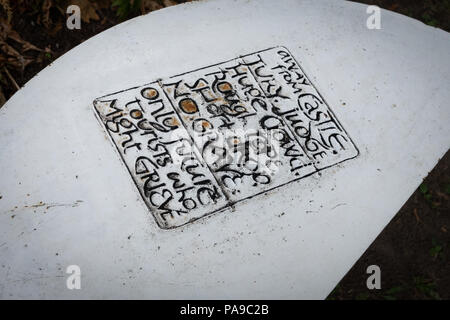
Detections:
[0, 0, 448, 300]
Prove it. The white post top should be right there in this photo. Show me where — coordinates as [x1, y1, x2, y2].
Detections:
[0, 0, 449, 299]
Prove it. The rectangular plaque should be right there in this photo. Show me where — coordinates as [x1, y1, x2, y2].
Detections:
[93, 47, 359, 229]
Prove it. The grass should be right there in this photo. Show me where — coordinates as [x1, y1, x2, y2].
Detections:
[413, 277, 441, 300]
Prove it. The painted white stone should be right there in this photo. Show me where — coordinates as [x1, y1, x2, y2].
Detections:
[0, 0, 449, 299]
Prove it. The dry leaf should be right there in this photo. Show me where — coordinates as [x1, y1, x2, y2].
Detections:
[0, 18, 46, 72]
[162, 0, 178, 7]
[41, 0, 53, 29]
[96, 0, 111, 10]
[141, 0, 163, 14]
[0, 18, 44, 52]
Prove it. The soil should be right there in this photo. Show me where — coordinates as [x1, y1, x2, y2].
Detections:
[0, 0, 449, 300]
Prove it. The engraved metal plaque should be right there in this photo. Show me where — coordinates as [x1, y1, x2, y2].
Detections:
[93, 47, 359, 229]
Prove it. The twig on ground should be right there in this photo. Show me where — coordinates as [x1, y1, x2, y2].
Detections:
[3, 66, 19, 91]
[413, 208, 421, 223]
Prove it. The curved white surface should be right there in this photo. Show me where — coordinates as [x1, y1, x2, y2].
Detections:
[0, 0, 449, 299]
